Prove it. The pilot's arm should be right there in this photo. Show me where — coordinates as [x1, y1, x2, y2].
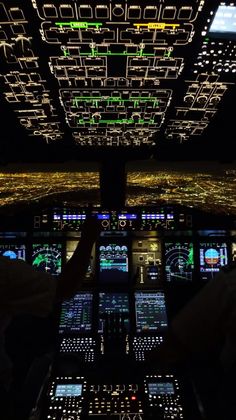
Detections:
[147, 266, 236, 368]
[56, 217, 100, 301]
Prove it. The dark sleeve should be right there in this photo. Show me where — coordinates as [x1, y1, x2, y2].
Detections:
[0, 257, 57, 317]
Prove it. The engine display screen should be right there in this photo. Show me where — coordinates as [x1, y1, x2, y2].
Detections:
[135, 292, 168, 333]
[55, 384, 83, 397]
[59, 292, 93, 334]
[0, 244, 26, 260]
[199, 242, 228, 281]
[98, 241, 129, 283]
[98, 292, 129, 333]
[32, 243, 62, 275]
[148, 382, 175, 396]
[165, 242, 194, 282]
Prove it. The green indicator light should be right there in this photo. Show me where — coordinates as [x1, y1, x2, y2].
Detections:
[164, 49, 172, 58]
[63, 48, 70, 57]
[55, 21, 103, 29]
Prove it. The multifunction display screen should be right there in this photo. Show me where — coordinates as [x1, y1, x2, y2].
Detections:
[59, 293, 93, 334]
[199, 242, 228, 281]
[55, 384, 82, 397]
[135, 292, 168, 333]
[98, 292, 129, 333]
[165, 242, 194, 282]
[0, 244, 26, 260]
[98, 241, 129, 283]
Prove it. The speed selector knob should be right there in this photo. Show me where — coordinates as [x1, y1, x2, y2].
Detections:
[101, 219, 110, 228]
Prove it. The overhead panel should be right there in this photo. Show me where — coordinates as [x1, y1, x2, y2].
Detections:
[0, 1, 235, 146]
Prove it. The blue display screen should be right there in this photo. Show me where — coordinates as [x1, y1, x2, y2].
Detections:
[99, 241, 129, 283]
[0, 244, 26, 260]
[118, 214, 137, 220]
[199, 242, 228, 281]
[97, 214, 110, 220]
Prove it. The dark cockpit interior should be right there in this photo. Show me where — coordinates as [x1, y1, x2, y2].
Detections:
[0, 1, 236, 420]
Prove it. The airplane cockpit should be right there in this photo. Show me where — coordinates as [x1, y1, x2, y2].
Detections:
[1, 188, 235, 420]
[0, 1, 236, 419]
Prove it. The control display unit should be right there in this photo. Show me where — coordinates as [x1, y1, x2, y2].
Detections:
[145, 374, 184, 419]
[135, 292, 168, 333]
[199, 241, 228, 281]
[148, 382, 175, 395]
[55, 384, 83, 397]
[59, 292, 93, 334]
[32, 243, 62, 275]
[98, 292, 129, 333]
[165, 242, 194, 282]
[98, 240, 129, 283]
[46, 376, 85, 419]
[0, 244, 26, 260]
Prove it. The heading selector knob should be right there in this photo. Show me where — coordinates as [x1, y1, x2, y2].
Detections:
[101, 219, 110, 228]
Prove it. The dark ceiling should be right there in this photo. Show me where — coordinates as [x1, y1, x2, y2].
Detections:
[0, 0, 235, 165]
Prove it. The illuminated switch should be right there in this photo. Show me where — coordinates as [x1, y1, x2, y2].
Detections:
[9, 7, 25, 21]
[144, 7, 158, 20]
[11, 24, 25, 35]
[162, 6, 176, 20]
[95, 6, 109, 19]
[59, 5, 74, 18]
[0, 30, 7, 40]
[178, 7, 193, 20]
[128, 6, 141, 19]
[0, 3, 9, 21]
[78, 6, 92, 18]
[42, 5, 57, 18]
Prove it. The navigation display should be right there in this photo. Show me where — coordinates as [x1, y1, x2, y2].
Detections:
[98, 292, 129, 334]
[209, 6, 236, 39]
[32, 243, 62, 275]
[59, 293, 93, 334]
[165, 242, 194, 282]
[199, 242, 228, 281]
[55, 384, 82, 397]
[0, 244, 26, 260]
[98, 241, 129, 283]
[135, 292, 168, 333]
